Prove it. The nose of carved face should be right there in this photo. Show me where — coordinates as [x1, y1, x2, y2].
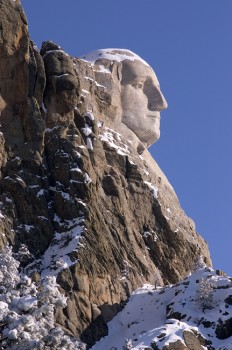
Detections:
[145, 82, 168, 112]
[156, 91, 168, 111]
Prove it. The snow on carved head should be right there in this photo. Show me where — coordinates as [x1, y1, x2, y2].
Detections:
[82, 48, 168, 147]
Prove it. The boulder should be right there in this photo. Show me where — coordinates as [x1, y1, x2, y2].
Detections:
[183, 330, 205, 350]
[215, 317, 232, 339]
[162, 340, 188, 350]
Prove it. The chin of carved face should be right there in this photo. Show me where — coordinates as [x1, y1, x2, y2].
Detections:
[122, 109, 161, 146]
[120, 60, 167, 146]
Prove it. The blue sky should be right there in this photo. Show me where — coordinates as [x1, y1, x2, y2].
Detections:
[21, 0, 232, 275]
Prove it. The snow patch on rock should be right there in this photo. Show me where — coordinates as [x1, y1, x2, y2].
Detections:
[82, 48, 149, 66]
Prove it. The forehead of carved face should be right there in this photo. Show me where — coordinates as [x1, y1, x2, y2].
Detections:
[120, 60, 167, 147]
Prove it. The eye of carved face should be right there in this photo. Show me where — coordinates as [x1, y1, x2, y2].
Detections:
[133, 82, 144, 89]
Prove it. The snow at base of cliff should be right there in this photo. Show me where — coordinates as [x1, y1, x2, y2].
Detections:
[91, 267, 232, 350]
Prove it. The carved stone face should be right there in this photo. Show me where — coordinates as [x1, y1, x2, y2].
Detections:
[82, 48, 167, 147]
[120, 60, 167, 147]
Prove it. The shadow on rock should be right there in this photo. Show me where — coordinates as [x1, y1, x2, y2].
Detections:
[80, 301, 125, 348]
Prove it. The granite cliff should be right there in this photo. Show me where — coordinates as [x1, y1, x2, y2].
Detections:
[0, 1, 213, 348]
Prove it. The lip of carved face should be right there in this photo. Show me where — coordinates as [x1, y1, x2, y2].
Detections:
[147, 112, 160, 119]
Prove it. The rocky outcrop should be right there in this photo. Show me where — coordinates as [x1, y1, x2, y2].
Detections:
[0, 1, 211, 347]
[154, 332, 206, 350]
[0, 0, 46, 250]
[0, 0, 45, 154]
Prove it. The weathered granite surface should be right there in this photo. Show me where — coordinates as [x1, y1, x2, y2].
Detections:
[0, 1, 211, 347]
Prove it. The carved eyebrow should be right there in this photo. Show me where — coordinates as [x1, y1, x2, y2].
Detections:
[131, 76, 146, 83]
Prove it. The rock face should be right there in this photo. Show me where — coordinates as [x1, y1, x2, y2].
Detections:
[0, 1, 211, 347]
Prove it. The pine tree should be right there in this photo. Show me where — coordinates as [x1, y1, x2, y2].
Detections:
[0, 245, 85, 349]
[195, 277, 215, 312]
[193, 255, 206, 271]
[153, 268, 163, 290]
